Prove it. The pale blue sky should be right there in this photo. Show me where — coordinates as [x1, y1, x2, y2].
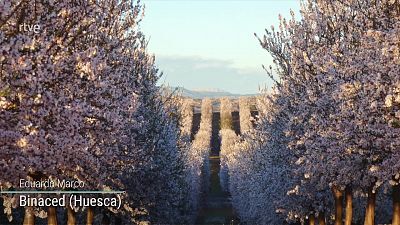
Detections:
[141, 0, 300, 94]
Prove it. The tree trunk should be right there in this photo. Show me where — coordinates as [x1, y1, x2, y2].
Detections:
[332, 187, 344, 225]
[318, 212, 325, 225]
[345, 186, 353, 225]
[23, 207, 35, 225]
[86, 207, 94, 225]
[47, 207, 57, 225]
[392, 184, 400, 225]
[67, 206, 76, 225]
[309, 215, 315, 225]
[363, 188, 376, 225]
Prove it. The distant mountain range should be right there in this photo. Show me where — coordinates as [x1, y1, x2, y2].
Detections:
[169, 87, 255, 99]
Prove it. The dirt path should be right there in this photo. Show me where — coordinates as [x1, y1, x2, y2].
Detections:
[195, 156, 239, 225]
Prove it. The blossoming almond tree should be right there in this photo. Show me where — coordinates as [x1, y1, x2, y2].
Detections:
[219, 97, 238, 192]
[238, 97, 253, 133]
[286, 1, 400, 224]
[194, 98, 213, 196]
[184, 98, 213, 220]
[178, 98, 204, 222]
[0, 0, 116, 221]
[1, 0, 195, 224]
[229, 1, 399, 224]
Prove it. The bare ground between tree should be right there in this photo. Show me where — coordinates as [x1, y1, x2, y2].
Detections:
[195, 156, 239, 225]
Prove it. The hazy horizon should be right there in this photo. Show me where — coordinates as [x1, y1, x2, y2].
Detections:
[141, 0, 301, 94]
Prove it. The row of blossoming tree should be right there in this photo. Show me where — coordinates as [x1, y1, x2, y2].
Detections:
[224, 0, 400, 224]
[220, 97, 253, 195]
[179, 98, 212, 223]
[0, 0, 209, 224]
[219, 98, 236, 192]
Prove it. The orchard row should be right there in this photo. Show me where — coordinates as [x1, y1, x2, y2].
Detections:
[0, 1, 213, 224]
[222, 1, 400, 225]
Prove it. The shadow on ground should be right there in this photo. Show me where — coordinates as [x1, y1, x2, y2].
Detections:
[196, 156, 240, 225]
